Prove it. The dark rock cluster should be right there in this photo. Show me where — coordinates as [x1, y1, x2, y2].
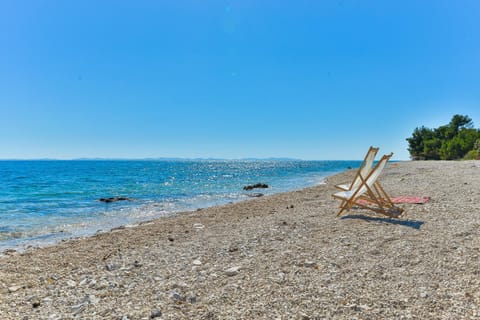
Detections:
[243, 183, 269, 191]
[98, 197, 132, 203]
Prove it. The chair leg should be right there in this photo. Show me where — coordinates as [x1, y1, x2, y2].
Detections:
[337, 200, 347, 216]
[337, 198, 356, 216]
[351, 185, 405, 218]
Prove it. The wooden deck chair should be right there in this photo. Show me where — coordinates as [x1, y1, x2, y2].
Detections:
[332, 153, 404, 218]
[335, 146, 379, 191]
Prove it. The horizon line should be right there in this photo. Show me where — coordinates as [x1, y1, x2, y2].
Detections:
[0, 157, 384, 162]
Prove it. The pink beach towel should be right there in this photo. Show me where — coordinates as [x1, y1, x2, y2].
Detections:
[390, 196, 430, 204]
[357, 196, 430, 206]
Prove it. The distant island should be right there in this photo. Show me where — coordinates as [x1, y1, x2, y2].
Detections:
[73, 157, 303, 161]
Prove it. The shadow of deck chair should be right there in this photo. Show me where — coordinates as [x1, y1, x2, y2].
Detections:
[332, 153, 404, 218]
[335, 146, 379, 191]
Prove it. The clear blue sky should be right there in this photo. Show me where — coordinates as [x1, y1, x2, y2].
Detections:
[1, 1, 479, 160]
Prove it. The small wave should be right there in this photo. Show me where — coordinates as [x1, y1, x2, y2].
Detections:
[0, 231, 23, 241]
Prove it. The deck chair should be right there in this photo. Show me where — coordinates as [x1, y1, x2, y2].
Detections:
[335, 146, 379, 191]
[332, 153, 404, 218]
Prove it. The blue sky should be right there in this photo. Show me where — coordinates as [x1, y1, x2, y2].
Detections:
[1, 1, 479, 160]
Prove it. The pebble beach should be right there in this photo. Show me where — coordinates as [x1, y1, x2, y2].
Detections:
[1, 160, 479, 319]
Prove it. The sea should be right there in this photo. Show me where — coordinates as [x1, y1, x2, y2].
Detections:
[0, 160, 360, 252]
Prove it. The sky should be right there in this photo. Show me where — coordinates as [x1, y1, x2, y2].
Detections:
[1, 1, 479, 160]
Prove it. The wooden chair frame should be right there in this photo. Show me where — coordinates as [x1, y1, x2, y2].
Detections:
[333, 153, 404, 218]
[335, 146, 379, 191]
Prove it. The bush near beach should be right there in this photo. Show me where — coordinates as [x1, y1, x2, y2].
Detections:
[406, 114, 480, 160]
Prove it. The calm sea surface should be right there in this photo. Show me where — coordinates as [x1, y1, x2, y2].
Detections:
[0, 160, 360, 252]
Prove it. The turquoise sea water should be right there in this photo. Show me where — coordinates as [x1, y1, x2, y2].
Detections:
[0, 160, 359, 252]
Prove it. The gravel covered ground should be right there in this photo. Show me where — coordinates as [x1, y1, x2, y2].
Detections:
[1, 160, 479, 319]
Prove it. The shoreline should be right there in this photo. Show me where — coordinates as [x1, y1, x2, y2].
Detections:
[0, 160, 342, 255]
[0, 177, 332, 256]
[1, 161, 479, 319]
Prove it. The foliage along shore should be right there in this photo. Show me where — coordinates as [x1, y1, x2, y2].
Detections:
[406, 114, 480, 160]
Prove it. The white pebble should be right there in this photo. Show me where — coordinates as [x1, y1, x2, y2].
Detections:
[224, 266, 241, 276]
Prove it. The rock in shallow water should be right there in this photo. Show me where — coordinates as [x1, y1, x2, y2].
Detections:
[3, 249, 17, 255]
[98, 197, 132, 203]
[243, 183, 269, 190]
[247, 193, 264, 197]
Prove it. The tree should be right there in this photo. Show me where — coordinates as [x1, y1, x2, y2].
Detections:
[423, 138, 442, 160]
[406, 126, 434, 160]
[475, 139, 480, 153]
[465, 139, 480, 160]
[439, 128, 479, 160]
[449, 114, 473, 132]
[406, 114, 480, 160]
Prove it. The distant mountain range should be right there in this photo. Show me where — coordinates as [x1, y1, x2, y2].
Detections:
[1, 157, 303, 161]
[76, 157, 303, 161]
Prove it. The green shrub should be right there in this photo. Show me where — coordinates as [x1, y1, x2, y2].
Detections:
[406, 114, 480, 160]
[463, 150, 479, 160]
